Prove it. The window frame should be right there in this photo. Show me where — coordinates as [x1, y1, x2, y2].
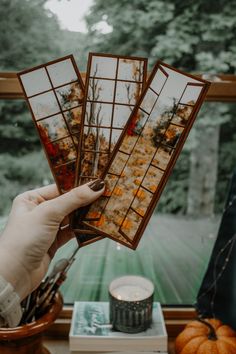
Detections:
[1, 72, 236, 340]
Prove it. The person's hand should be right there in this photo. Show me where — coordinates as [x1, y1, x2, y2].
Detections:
[0, 180, 105, 301]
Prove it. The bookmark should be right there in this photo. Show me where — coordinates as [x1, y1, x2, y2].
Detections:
[83, 61, 210, 249]
[18, 55, 84, 193]
[73, 53, 147, 245]
[76, 53, 147, 187]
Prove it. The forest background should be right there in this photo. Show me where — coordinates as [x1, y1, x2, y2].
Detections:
[1, 0, 236, 220]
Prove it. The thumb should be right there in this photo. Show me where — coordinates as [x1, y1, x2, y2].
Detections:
[38, 179, 105, 221]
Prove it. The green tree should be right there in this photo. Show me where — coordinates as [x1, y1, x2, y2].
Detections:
[85, 0, 236, 215]
[0, 0, 63, 215]
[0, 0, 62, 70]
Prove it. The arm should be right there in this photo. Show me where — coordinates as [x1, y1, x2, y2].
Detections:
[0, 179, 104, 327]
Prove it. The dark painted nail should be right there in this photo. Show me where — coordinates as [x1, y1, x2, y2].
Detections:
[88, 179, 105, 192]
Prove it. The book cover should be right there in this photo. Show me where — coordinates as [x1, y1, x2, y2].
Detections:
[69, 301, 168, 352]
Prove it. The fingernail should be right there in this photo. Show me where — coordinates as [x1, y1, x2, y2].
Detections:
[88, 179, 105, 192]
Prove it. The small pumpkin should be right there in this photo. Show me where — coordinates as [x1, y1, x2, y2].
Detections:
[175, 317, 236, 354]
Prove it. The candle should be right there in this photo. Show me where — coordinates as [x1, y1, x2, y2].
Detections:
[112, 284, 152, 301]
[109, 275, 154, 333]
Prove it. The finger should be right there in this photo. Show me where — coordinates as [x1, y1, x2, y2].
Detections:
[40, 179, 105, 220]
[26, 184, 59, 201]
[11, 184, 60, 214]
[13, 184, 59, 207]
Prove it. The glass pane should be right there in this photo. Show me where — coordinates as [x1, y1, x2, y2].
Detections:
[37, 114, 68, 141]
[131, 187, 153, 216]
[46, 137, 76, 166]
[64, 107, 82, 134]
[115, 81, 141, 105]
[29, 91, 60, 120]
[47, 58, 78, 87]
[140, 89, 158, 114]
[117, 59, 145, 82]
[90, 56, 118, 79]
[172, 104, 193, 126]
[88, 78, 115, 102]
[55, 82, 83, 110]
[83, 126, 111, 152]
[20, 68, 51, 96]
[111, 129, 122, 149]
[150, 68, 168, 94]
[120, 209, 143, 241]
[113, 104, 132, 128]
[85, 102, 113, 127]
[54, 162, 76, 193]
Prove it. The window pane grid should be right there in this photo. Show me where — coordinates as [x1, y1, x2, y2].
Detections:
[76, 53, 147, 187]
[18, 55, 84, 193]
[84, 62, 209, 249]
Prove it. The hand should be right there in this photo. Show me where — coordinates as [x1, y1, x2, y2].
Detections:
[0, 180, 105, 301]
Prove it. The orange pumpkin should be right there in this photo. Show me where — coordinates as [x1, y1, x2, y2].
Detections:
[175, 318, 236, 354]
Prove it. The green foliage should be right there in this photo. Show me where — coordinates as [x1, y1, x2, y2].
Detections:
[85, 0, 236, 215]
[85, 0, 236, 72]
[0, 0, 62, 70]
[157, 149, 189, 214]
[86, 0, 174, 59]
[0, 100, 41, 154]
[0, 0, 65, 216]
[0, 151, 53, 215]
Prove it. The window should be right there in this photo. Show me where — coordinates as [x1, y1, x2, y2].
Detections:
[1, 74, 236, 306]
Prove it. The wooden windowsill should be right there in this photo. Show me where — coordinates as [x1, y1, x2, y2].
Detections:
[1, 72, 236, 102]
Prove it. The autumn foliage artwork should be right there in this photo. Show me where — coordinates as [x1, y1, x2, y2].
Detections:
[18, 54, 210, 249]
[76, 53, 148, 187]
[83, 62, 210, 249]
[18, 55, 84, 193]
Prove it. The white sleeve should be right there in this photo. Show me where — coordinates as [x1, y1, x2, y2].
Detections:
[0, 275, 22, 328]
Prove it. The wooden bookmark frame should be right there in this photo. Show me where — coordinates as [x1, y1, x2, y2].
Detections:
[82, 61, 211, 249]
[18, 55, 84, 193]
[75, 52, 148, 188]
[73, 53, 147, 246]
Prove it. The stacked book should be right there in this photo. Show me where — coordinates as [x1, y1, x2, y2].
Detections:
[69, 301, 168, 353]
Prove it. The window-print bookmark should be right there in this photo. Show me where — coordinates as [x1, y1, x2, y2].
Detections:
[76, 53, 147, 187]
[18, 55, 84, 193]
[83, 62, 210, 249]
[74, 53, 147, 228]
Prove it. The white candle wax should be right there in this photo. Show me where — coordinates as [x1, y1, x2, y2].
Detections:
[113, 284, 150, 301]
